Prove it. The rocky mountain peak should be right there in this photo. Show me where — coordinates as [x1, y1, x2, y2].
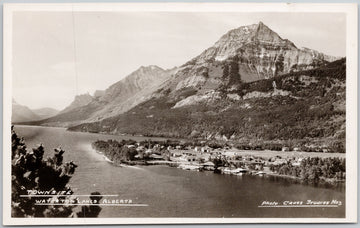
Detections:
[60, 93, 93, 114]
[253, 21, 295, 47]
[188, 22, 298, 63]
[167, 22, 340, 94]
[114, 65, 166, 89]
[137, 65, 164, 74]
[98, 64, 170, 103]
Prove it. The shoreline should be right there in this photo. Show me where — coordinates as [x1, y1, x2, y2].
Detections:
[16, 125, 346, 157]
[95, 149, 344, 187]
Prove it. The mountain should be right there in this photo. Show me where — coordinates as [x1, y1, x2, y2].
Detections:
[12, 100, 60, 123]
[69, 58, 346, 151]
[103, 22, 340, 116]
[32, 107, 59, 119]
[60, 93, 94, 114]
[29, 65, 175, 127]
[157, 22, 339, 98]
[88, 65, 176, 122]
[94, 90, 105, 98]
[12, 99, 40, 123]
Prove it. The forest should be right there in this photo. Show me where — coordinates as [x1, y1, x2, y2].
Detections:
[269, 157, 346, 183]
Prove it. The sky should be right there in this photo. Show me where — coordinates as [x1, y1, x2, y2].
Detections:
[12, 11, 346, 110]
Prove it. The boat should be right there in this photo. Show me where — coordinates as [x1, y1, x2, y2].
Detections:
[255, 171, 266, 176]
[178, 164, 201, 171]
[224, 167, 248, 175]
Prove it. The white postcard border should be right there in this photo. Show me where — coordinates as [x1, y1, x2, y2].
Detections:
[2, 2, 358, 225]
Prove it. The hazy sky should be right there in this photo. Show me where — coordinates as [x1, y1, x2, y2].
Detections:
[12, 11, 346, 110]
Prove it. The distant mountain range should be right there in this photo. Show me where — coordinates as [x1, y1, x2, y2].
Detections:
[17, 22, 345, 150]
[21, 65, 176, 127]
[12, 99, 59, 123]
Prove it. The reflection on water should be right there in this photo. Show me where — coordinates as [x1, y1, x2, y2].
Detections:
[14, 125, 345, 218]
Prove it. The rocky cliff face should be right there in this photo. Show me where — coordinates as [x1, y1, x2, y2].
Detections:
[161, 22, 339, 95]
[60, 93, 94, 114]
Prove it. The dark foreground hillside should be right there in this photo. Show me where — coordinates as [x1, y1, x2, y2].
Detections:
[69, 59, 346, 152]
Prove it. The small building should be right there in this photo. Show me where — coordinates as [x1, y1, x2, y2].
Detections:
[134, 154, 144, 159]
[292, 162, 301, 166]
[136, 146, 146, 152]
[223, 151, 237, 159]
[149, 154, 163, 160]
[185, 155, 196, 162]
[154, 144, 160, 149]
[202, 162, 215, 171]
[171, 152, 182, 157]
[201, 147, 210, 153]
[273, 159, 287, 165]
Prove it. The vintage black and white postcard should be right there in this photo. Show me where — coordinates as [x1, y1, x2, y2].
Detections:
[3, 2, 358, 225]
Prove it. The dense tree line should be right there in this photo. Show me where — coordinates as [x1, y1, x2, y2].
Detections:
[269, 157, 345, 183]
[92, 140, 139, 163]
[92, 139, 177, 164]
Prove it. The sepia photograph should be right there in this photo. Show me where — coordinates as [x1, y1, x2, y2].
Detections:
[2, 2, 358, 225]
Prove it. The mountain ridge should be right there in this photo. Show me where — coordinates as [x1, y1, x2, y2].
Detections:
[12, 99, 59, 123]
[23, 65, 175, 127]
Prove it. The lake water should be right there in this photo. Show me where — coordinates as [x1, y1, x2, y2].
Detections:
[14, 125, 345, 218]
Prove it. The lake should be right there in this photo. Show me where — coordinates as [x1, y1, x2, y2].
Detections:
[13, 125, 345, 218]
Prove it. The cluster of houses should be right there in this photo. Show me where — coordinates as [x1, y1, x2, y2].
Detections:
[166, 147, 304, 174]
[124, 142, 307, 174]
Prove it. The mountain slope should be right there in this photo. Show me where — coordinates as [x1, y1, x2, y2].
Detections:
[12, 100, 60, 123]
[69, 58, 346, 151]
[30, 65, 174, 127]
[87, 65, 176, 122]
[60, 93, 94, 114]
[32, 107, 59, 119]
[12, 100, 40, 123]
